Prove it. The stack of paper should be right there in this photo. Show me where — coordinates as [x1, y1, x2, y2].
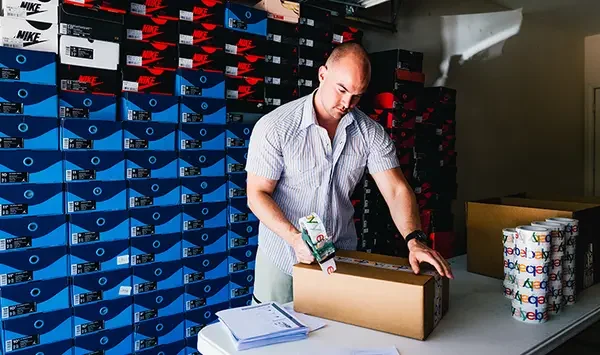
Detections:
[216, 302, 310, 351]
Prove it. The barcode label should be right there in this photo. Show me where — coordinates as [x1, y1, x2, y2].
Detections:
[130, 3, 146, 15]
[180, 34, 193, 45]
[68, 201, 74, 213]
[60, 23, 68, 35]
[226, 90, 239, 99]
[123, 81, 139, 92]
[0, 274, 7, 286]
[5, 7, 27, 18]
[225, 66, 238, 76]
[119, 286, 132, 295]
[272, 34, 281, 43]
[225, 44, 237, 54]
[179, 58, 193, 68]
[180, 10, 193, 21]
[127, 55, 143, 66]
[333, 34, 344, 43]
[127, 29, 143, 41]
[2, 37, 23, 48]
[0, 239, 5, 251]
[117, 255, 130, 265]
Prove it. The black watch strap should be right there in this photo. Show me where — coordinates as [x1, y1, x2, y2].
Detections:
[405, 230, 427, 245]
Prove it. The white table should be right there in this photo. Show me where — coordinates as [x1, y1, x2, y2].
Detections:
[196, 255, 600, 355]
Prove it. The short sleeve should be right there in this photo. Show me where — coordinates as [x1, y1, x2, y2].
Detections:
[367, 123, 400, 174]
[245, 118, 284, 180]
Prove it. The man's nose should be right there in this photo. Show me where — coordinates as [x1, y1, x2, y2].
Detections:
[341, 93, 352, 107]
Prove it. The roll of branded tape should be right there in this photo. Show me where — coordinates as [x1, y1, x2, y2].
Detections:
[298, 213, 337, 274]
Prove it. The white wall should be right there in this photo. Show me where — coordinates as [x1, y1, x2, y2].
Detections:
[362, 0, 585, 253]
[584, 34, 600, 195]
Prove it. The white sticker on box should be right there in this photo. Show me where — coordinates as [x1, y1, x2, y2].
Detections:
[127, 29, 143, 41]
[227, 90, 238, 99]
[225, 66, 238, 76]
[225, 44, 237, 55]
[333, 34, 344, 44]
[2, 37, 22, 49]
[179, 58, 193, 68]
[130, 3, 146, 15]
[180, 34, 193, 45]
[5, 6, 27, 18]
[273, 34, 282, 43]
[119, 286, 132, 296]
[272, 56, 281, 64]
[307, 19, 315, 26]
[127, 55, 143, 66]
[117, 255, 130, 265]
[180, 10, 193, 21]
[123, 81, 139, 92]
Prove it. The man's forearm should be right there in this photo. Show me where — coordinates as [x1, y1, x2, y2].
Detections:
[247, 191, 300, 246]
[387, 185, 421, 239]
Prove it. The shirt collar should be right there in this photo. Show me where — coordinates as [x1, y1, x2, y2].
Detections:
[300, 89, 356, 131]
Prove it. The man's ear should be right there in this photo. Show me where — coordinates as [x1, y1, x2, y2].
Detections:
[318, 65, 327, 83]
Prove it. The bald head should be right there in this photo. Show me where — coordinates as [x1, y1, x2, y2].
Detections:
[325, 42, 371, 80]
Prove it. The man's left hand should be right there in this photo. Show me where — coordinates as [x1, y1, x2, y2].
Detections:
[407, 239, 454, 279]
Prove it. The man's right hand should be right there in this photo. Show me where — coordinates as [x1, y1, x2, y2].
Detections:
[291, 233, 315, 264]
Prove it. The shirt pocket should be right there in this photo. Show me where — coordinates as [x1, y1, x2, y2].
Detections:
[281, 156, 318, 188]
[338, 153, 367, 190]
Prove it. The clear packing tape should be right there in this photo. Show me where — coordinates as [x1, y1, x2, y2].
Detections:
[298, 213, 337, 274]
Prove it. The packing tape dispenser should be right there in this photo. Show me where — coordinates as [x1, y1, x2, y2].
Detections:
[298, 212, 337, 274]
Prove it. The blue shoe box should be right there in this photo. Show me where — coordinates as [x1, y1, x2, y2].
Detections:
[136, 339, 186, 355]
[224, 2, 267, 37]
[226, 123, 253, 149]
[130, 233, 182, 266]
[1, 308, 72, 352]
[63, 151, 126, 182]
[226, 148, 247, 174]
[126, 151, 178, 179]
[73, 297, 133, 337]
[179, 150, 226, 178]
[182, 202, 227, 231]
[0, 214, 66, 251]
[0, 117, 59, 150]
[0, 183, 63, 217]
[128, 178, 180, 209]
[180, 97, 226, 124]
[133, 286, 184, 323]
[59, 92, 118, 121]
[0, 246, 68, 286]
[134, 313, 185, 352]
[68, 210, 129, 245]
[124, 121, 177, 151]
[228, 245, 257, 274]
[228, 198, 257, 224]
[184, 302, 228, 338]
[181, 176, 227, 204]
[61, 120, 123, 151]
[132, 260, 183, 295]
[10, 339, 72, 355]
[69, 239, 130, 276]
[0, 151, 62, 184]
[130, 206, 181, 237]
[0, 46, 56, 86]
[66, 180, 127, 213]
[121, 92, 178, 123]
[228, 221, 259, 250]
[0, 277, 69, 320]
[175, 70, 225, 98]
[0, 82, 58, 117]
[71, 269, 132, 307]
[183, 252, 228, 285]
[179, 124, 226, 151]
[229, 269, 255, 299]
[184, 277, 229, 312]
[227, 173, 247, 199]
[182, 227, 227, 258]
[230, 294, 252, 308]
[186, 337, 200, 355]
[74, 325, 133, 355]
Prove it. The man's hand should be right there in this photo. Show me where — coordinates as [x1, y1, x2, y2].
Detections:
[291, 233, 315, 264]
[408, 239, 454, 279]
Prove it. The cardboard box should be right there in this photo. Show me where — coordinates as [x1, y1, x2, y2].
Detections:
[256, 0, 300, 24]
[293, 250, 449, 340]
[466, 195, 600, 293]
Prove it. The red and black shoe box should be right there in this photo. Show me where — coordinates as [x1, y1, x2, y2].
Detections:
[424, 86, 457, 106]
[125, 14, 178, 46]
[265, 43, 299, 79]
[370, 48, 424, 74]
[298, 25, 333, 49]
[368, 108, 417, 130]
[59, 4, 124, 43]
[178, 22, 225, 47]
[420, 104, 456, 125]
[59, 64, 118, 96]
[265, 84, 300, 107]
[267, 18, 299, 46]
[122, 40, 178, 71]
[431, 231, 455, 259]
[363, 83, 423, 112]
[389, 128, 416, 149]
[128, 0, 179, 21]
[63, 0, 127, 14]
[121, 66, 176, 95]
[441, 150, 457, 167]
[179, 0, 225, 24]
[178, 45, 225, 72]
[225, 53, 266, 80]
[440, 134, 456, 152]
[298, 45, 332, 70]
[332, 23, 363, 44]
[397, 147, 414, 166]
[224, 31, 266, 58]
[225, 76, 265, 103]
[299, 4, 332, 30]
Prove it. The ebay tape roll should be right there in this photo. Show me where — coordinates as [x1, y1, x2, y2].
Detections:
[503, 228, 517, 299]
[546, 218, 578, 306]
[515, 225, 552, 267]
[547, 217, 578, 253]
[335, 256, 444, 327]
[511, 298, 549, 324]
[298, 213, 337, 274]
[531, 221, 565, 257]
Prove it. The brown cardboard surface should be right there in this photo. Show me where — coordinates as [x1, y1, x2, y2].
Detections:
[466, 197, 600, 284]
[255, 0, 300, 23]
[293, 250, 449, 340]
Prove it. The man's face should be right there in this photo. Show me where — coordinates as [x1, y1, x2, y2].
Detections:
[317, 56, 370, 120]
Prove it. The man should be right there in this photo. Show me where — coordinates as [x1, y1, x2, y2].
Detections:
[245, 42, 454, 305]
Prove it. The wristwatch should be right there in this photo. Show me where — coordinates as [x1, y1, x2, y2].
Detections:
[405, 230, 428, 245]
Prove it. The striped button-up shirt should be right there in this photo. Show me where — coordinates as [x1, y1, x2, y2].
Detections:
[245, 92, 399, 276]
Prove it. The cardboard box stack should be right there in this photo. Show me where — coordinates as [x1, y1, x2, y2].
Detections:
[355, 49, 458, 259]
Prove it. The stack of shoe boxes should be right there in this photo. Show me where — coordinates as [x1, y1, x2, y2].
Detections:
[0, 2, 70, 354]
[297, 4, 332, 97]
[356, 48, 458, 258]
[223, 1, 264, 311]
